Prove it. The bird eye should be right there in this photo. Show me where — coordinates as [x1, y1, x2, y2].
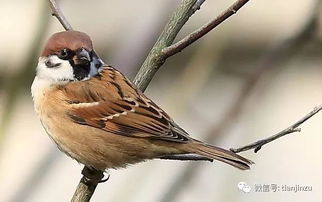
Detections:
[57, 48, 71, 60]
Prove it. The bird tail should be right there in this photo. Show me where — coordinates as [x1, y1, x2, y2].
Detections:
[185, 142, 253, 170]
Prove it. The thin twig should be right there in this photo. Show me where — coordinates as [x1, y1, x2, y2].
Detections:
[133, 0, 205, 91]
[71, 170, 103, 202]
[71, 167, 108, 202]
[192, 0, 206, 11]
[48, 0, 73, 30]
[162, 0, 250, 58]
[231, 106, 322, 153]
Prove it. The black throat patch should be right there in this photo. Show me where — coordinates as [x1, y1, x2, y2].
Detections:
[67, 50, 102, 81]
[69, 59, 90, 81]
[73, 64, 90, 80]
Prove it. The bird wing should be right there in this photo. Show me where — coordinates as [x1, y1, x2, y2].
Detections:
[62, 65, 191, 142]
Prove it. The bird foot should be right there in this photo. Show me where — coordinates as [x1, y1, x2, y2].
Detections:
[81, 167, 110, 184]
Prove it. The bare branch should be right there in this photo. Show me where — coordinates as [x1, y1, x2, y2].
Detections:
[162, 0, 250, 58]
[133, 0, 205, 91]
[192, 0, 206, 11]
[48, 0, 73, 30]
[71, 167, 107, 202]
[231, 106, 322, 153]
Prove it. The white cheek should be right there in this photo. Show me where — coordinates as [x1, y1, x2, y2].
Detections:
[37, 56, 74, 82]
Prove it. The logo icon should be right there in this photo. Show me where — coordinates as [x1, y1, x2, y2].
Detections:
[238, 182, 251, 193]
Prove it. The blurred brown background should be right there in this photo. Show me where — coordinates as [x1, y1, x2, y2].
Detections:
[1, 0, 322, 201]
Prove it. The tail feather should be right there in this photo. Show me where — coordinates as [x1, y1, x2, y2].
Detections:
[187, 143, 253, 170]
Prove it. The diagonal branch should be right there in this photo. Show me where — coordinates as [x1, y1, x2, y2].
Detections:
[134, 0, 250, 91]
[48, 0, 73, 30]
[192, 0, 206, 11]
[162, 0, 250, 58]
[231, 106, 322, 153]
[133, 0, 205, 91]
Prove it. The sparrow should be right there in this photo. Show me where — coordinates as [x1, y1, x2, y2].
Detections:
[31, 31, 253, 172]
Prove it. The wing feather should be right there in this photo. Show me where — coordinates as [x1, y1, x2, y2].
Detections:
[63, 66, 191, 143]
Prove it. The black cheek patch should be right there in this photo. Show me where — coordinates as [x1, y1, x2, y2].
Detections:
[68, 59, 90, 81]
[90, 51, 103, 68]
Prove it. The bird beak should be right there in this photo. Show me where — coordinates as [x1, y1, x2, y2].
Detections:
[73, 48, 91, 65]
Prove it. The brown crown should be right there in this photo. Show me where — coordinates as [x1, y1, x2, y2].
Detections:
[41, 31, 93, 57]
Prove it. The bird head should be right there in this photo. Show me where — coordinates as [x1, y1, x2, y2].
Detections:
[36, 31, 104, 83]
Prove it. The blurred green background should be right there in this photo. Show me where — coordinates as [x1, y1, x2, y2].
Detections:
[1, 0, 322, 201]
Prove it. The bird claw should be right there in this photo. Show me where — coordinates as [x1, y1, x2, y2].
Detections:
[81, 167, 110, 184]
[98, 173, 110, 183]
